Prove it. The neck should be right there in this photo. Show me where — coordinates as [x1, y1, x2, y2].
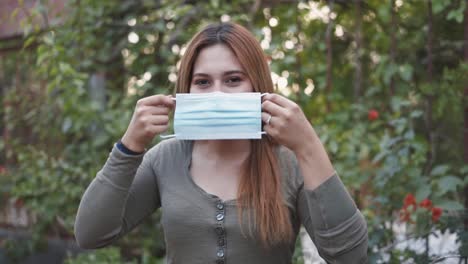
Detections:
[193, 140, 251, 161]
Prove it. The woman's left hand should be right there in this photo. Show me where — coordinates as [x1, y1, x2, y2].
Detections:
[263, 93, 336, 189]
[261, 93, 318, 154]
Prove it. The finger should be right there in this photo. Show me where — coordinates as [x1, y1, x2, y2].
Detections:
[262, 100, 285, 116]
[147, 115, 170, 126]
[142, 124, 170, 137]
[146, 105, 171, 116]
[134, 105, 170, 118]
[138, 95, 175, 108]
[263, 123, 278, 137]
[151, 124, 170, 134]
[261, 112, 272, 125]
[262, 93, 294, 108]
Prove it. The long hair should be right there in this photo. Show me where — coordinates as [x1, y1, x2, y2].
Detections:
[176, 22, 292, 247]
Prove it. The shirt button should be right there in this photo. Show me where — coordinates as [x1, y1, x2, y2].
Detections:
[217, 249, 225, 258]
[217, 238, 225, 246]
[216, 203, 224, 210]
[216, 213, 224, 221]
[216, 260, 225, 264]
[215, 226, 224, 235]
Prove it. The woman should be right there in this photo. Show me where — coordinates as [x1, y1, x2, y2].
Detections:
[75, 22, 368, 263]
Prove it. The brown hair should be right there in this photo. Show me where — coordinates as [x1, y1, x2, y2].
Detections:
[176, 22, 292, 247]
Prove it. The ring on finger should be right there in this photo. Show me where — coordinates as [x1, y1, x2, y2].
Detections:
[266, 115, 272, 125]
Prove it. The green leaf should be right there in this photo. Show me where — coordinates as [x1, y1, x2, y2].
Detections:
[446, 2, 466, 23]
[329, 140, 338, 154]
[403, 130, 414, 140]
[23, 36, 36, 49]
[210, 0, 220, 9]
[399, 64, 413, 82]
[383, 63, 397, 85]
[62, 117, 72, 133]
[438, 175, 463, 194]
[430, 165, 450, 176]
[59, 62, 73, 74]
[438, 200, 464, 211]
[410, 110, 423, 118]
[377, 5, 390, 22]
[37, 51, 49, 66]
[432, 0, 450, 14]
[415, 184, 431, 201]
[43, 33, 55, 45]
[10, 8, 19, 20]
[447, 9, 463, 23]
[420, 83, 435, 95]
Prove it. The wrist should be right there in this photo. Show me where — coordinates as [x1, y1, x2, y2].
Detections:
[292, 128, 320, 158]
[294, 135, 335, 190]
[294, 139, 317, 161]
[120, 136, 146, 154]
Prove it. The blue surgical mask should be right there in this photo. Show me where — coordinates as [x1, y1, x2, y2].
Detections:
[161, 92, 266, 140]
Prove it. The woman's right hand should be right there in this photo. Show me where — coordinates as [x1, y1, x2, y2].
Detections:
[121, 95, 175, 152]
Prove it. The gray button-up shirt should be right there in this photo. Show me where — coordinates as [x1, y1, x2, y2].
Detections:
[75, 139, 368, 263]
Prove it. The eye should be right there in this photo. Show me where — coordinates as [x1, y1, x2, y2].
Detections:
[194, 79, 210, 86]
[225, 76, 242, 85]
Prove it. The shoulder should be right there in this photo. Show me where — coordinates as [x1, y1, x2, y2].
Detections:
[144, 139, 191, 167]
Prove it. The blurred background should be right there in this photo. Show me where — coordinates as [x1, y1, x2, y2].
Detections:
[0, 0, 467, 263]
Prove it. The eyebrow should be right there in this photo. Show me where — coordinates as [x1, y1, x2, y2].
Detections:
[192, 70, 246, 77]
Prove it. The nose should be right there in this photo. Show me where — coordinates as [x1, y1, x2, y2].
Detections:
[212, 80, 224, 93]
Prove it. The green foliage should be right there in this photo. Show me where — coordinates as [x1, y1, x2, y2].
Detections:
[64, 247, 136, 264]
[1, 0, 466, 263]
[12, 146, 93, 235]
[2, 239, 35, 263]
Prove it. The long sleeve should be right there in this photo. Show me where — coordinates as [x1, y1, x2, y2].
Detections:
[297, 170, 368, 264]
[74, 144, 161, 249]
[298, 174, 368, 263]
[276, 146, 368, 263]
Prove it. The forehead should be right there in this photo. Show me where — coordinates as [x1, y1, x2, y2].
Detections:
[192, 44, 244, 74]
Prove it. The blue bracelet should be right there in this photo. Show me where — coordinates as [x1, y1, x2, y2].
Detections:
[116, 140, 144, 155]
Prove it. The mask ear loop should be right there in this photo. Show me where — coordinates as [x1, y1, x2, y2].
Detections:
[160, 134, 176, 139]
[260, 93, 269, 135]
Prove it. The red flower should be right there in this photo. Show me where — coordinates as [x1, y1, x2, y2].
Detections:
[431, 207, 442, 222]
[368, 109, 379, 121]
[0, 166, 6, 175]
[403, 193, 417, 209]
[419, 198, 432, 209]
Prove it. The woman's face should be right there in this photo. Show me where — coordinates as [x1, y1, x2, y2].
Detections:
[190, 44, 253, 93]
